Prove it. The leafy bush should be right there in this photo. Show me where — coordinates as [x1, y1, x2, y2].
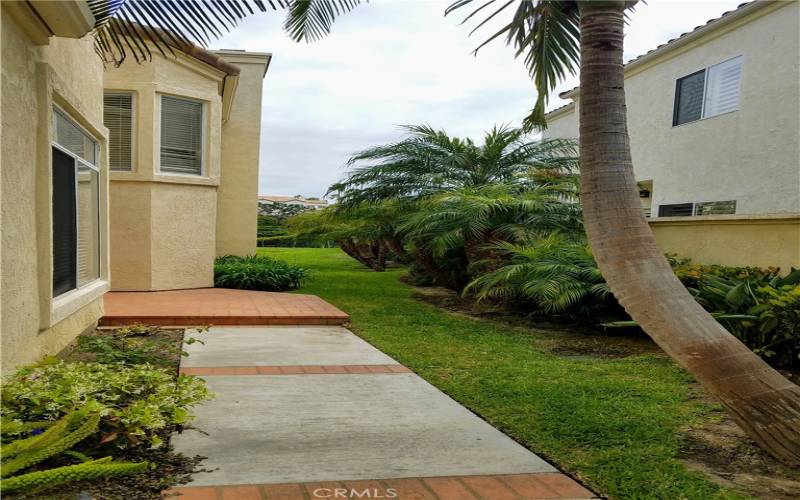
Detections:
[671, 259, 800, 367]
[1, 361, 211, 448]
[214, 254, 309, 291]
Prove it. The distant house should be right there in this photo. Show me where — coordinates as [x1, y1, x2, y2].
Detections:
[258, 195, 329, 211]
[542, 0, 799, 272]
[1, 2, 270, 373]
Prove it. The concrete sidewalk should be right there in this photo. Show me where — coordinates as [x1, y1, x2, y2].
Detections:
[169, 326, 595, 499]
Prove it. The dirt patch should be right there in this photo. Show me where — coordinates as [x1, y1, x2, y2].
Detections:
[680, 408, 800, 499]
[412, 286, 661, 359]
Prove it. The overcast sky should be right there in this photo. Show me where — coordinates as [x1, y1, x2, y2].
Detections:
[209, 0, 744, 198]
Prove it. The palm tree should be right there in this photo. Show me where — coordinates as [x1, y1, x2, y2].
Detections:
[89, 0, 800, 462]
[329, 125, 578, 206]
[399, 182, 582, 289]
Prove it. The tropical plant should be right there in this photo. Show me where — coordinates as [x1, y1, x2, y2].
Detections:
[214, 254, 310, 290]
[464, 236, 617, 318]
[1, 410, 148, 494]
[329, 125, 578, 206]
[288, 202, 410, 271]
[399, 182, 582, 288]
[1, 361, 211, 449]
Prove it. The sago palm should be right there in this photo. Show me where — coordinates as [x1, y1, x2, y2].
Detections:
[329, 125, 578, 206]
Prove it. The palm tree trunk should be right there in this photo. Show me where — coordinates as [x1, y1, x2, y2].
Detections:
[339, 240, 374, 269]
[384, 236, 411, 263]
[578, 2, 800, 464]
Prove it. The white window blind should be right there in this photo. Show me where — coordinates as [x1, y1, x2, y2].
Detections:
[54, 110, 96, 164]
[702, 56, 743, 118]
[160, 96, 203, 175]
[104, 93, 133, 171]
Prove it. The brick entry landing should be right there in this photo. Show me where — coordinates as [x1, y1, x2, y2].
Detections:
[100, 288, 349, 327]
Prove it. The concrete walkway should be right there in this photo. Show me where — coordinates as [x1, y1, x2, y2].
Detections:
[169, 326, 595, 499]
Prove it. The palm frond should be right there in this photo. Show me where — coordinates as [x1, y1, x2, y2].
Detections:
[284, 0, 365, 42]
[88, 0, 277, 65]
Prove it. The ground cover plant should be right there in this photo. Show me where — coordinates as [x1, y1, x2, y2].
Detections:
[260, 247, 800, 499]
[0, 326, 211, 498]
[214, 254, 310, 291]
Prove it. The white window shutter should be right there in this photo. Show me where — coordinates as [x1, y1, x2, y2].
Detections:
[104, 93, 133, 171]
[702, 56, 743, 118]
[160, 96, 203, 175]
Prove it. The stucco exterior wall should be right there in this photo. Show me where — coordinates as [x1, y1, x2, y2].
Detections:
[104, 54, 224, 290]
[216, 51, 269, 257]
[651, 215, 800, 272]
[1, 11, 109, 374]
[545, 2, 800, 217]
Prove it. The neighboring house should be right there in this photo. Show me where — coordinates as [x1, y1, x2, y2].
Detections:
[543, 0, 800, 271]
[1, 2, 269, 373]
[258, 195, 329, 210]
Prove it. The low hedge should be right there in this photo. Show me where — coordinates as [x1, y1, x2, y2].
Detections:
[214, 255, 309, 291]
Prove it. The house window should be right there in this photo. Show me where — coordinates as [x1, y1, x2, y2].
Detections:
[673, 56, 742, 126]
[658, 203, 694, 217]
[658, 201, 736, 217]
[103, 92, 134, 171]
[159, 95, 204, 175]
[52, 109, 100, 297]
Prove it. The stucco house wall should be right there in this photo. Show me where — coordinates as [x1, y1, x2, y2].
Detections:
[104, 52, 226, 290]
[1, 8, 109, 373]
[216, 51, 271, 257]
[542, 1, 800, 271]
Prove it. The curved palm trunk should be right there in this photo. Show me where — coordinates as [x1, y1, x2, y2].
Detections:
[578, 3, 800, 464]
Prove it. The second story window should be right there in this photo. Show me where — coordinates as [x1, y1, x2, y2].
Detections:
[160, 95, 204, 175]
[103, 92, 134, 171]
[673, 55, 743, 126]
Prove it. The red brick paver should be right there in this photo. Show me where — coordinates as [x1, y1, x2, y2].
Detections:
[164, 473, 595, 499]
[179, 365, 412, 376]
[101, 288, 349, 326]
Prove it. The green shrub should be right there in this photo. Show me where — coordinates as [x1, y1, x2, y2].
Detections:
[214, 254, 309, 291]
[1, 361, 211, 448]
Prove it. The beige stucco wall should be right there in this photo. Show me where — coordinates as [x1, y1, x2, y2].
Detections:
[104, 53, 224, 290]
[544, 1, 800, 217]
[651, 215, 800, 272]
[215, 51, 269, 257]
[1, 10, 109, 374]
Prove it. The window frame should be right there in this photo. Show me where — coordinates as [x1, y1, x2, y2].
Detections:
[657, 200, 737, 218]
[103, 91, 136, 172]
[51, 106, 102, 299]
[672, 55, 743, 127]
[157, 94, 206, 177]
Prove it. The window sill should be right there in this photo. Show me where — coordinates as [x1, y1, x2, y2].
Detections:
[153, 173, 219, 187]
[50, 280, 109, 328]
[672, 109, 738, 128]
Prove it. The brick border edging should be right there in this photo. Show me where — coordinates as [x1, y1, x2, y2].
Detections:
[179, 365, 412, 376]
[100, 316, 348, 327]
[164, 472, 596, 499]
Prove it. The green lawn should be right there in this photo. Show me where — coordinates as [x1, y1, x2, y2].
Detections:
[260, 247, 741, 499]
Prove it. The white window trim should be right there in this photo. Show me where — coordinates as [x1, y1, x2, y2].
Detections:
[51, 105, 104, 301]
[104, 91, 137, 173]
[157, 93, 207, 177]
[655, 200, 737, 218]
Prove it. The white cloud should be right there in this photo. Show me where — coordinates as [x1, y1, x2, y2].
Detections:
[210, 0, 743, 198]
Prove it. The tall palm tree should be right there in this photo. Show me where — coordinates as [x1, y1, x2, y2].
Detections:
[329, 124, 578, 206]
[90, 0, 800, 462]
